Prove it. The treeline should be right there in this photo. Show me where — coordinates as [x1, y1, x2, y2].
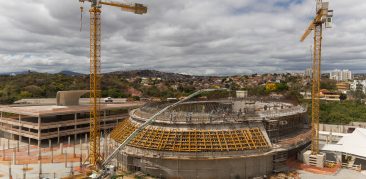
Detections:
[320, 101, 366, 124]
[0, 73, 88, 103]
[304, 100, 366, 124]
[0, 72, 198, 104]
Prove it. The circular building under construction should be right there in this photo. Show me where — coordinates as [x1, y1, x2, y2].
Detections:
[109, 94, 311, 179]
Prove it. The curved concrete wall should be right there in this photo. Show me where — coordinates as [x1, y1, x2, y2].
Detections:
[121, 154, 273, 179]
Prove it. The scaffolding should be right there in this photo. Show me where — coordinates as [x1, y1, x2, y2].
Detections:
[264, 120, 279, 143]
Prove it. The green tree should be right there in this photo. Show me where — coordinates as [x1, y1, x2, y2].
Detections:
[24, 85, 43, 97]
[320, 79, 336, 90]
[276, 83, 288, 92]
[20, 91, 32, 98]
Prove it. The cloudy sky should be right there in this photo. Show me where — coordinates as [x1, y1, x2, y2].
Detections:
[0, 0, 365, 75]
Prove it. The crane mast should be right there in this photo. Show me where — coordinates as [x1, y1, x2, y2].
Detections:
[311, 19, 321, 155]
[89, 4, 102, 167]
[300, 0, 333, 155]
[309, 0, 322, 155]
[78, 0, 147, 168]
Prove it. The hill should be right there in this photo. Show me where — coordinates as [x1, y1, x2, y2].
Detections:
[58, 70, 84, 76]
[0, 70, 209, 104]
[107, 69, 210, 81]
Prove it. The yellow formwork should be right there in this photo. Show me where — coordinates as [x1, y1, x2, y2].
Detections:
[110, 119, 270, 152]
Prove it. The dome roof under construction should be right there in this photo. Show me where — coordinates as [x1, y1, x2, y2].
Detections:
[110, 99, 306, 153]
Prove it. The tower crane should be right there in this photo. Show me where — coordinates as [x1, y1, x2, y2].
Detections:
[300, 0, 333, 155]
[78, 0, 147, 168]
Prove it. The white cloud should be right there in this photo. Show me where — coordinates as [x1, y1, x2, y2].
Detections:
[0, 0, 365, 75]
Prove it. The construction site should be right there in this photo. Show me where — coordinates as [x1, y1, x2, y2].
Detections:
[0, 90, 143, 178]
[1, 0, 366, 178]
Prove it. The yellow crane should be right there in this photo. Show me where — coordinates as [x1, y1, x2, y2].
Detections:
[300, 0, 333, 155]
[78, 0, 147, 168]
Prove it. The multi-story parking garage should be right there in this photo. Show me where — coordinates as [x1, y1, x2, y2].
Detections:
[0, 91, 143, 147]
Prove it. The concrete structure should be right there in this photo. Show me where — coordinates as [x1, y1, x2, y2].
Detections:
[330, 69, 352, 81]
[109, 98, 311, 178]
[303, 150, 325, 168]
[320, 122, 366, 133]
[319, 131, 346, 144]
[14, 98, 128, 105]
[0, 94, 143, 147]
[56, 90, 89, 106]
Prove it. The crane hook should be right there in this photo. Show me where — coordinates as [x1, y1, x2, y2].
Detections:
[80, 2, 84, 32]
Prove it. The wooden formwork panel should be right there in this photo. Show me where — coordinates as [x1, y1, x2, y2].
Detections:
[110, 119, 270, 152]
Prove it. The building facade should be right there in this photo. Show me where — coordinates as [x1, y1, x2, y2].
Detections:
[330, 69, 352, 81]
[350, 80, 366, 93]
[0, 102, 143, 147]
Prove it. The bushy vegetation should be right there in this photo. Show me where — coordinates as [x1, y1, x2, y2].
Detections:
[320, 79, 337, 90]
[0, 73, 89, 104]
[320, 101, 366, 124]
[305, 100, 366, 124]
[0, 72, 198, 104]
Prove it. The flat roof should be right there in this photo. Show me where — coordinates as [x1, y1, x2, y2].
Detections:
[0, 102, 144, 117]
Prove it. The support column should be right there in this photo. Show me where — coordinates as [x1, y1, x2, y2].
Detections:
[50, 140, 53, 163]
[103, 110, 106, 160]
[80, 138, 83, 163]
[74, 113, 77, 157]
[10, 122, 13, 141]
[27, 137, 30, 156]
[39, 159, 42, 178]
[12, 148, 16, 165]
[60, 143, 63, 155]
[2, 144, 5, 160]
[57, 126, 60, 145]
[18, 115, 22, 152]
[0, 112, 2, 129]
[103, 110, 106, 135]
[38, 116, 41, 160]
[28, 128, 31, 155]
[65, 149, 68, 168]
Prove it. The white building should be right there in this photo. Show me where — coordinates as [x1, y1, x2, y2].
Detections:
[330, 69, 352, 81]
[350, 80, 366, 93]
